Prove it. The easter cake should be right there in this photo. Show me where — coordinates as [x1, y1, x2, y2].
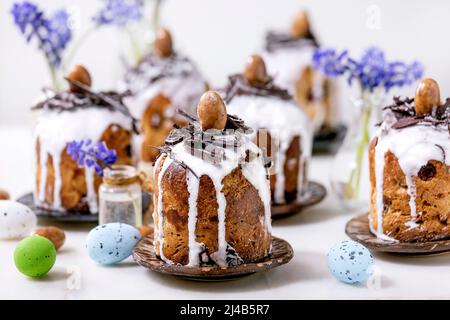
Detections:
[262, 10, 339, 132]
[33, 66, 135, 214]
[369, 78, 450, 242]
[153, 91, 272, 267]
[121, 28, 208, 164]
[223, 54, 312, 205]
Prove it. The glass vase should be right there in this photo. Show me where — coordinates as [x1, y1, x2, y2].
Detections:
[330, 91, 383, 212]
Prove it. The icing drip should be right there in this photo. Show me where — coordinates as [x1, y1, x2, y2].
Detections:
[34, 107, 133, 213]
[85, 166, 98, 214]
[52, 152, 62, 209]
[186, 171, 203, 267]
[226, 95, 312, 204]
[155, 156, 174, 264]
[374, 123, 450, 239]
[155, 133, 271, 267]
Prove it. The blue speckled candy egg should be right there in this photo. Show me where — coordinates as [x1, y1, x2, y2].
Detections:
[86, 223, 141, 265]
[327, 240, 374, 284]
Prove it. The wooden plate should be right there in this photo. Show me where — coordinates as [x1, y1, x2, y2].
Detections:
[346, 214, 450, 255]
[133, 230, 294, 281]
[271, 181, 327, 218]
[313, 125, 347, 154]
[16, 192, 152, 223]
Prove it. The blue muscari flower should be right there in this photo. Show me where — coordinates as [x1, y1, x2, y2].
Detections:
[312, 46, 424, 92]
[93, 0, 143, 27]
[11, 1, 72, 67]
[67, 140, 117, 176]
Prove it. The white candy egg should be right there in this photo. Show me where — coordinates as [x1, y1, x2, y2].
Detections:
[0, 201, 37, 240]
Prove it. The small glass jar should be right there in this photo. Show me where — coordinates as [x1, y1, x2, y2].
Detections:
[99, 165, 142, 227]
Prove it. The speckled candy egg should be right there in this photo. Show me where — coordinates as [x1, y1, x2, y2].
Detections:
[86, 223, 141, 265]
[14, 235, 57, 277]
[0, 200, 37, 239]
[327, 240, 374, 284]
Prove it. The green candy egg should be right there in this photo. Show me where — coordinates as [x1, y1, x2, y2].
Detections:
[14, 235, 56, 277]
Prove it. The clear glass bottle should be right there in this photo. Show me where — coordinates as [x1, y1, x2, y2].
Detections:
[330, 91, 384, 213]
[99, 165, 142, 226]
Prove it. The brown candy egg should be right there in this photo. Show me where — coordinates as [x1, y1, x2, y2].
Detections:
[154, 28, 173, 58]
[414, 78, 441, 115]
[137, 225, 152, 238]
[290, 10, 310, 38]
[34, 226, 66, 250]
[67, 65, 92, 93]
[197, 91, 228, 131]
[244, 54, 269, 86]
[0, 189, 10, 200]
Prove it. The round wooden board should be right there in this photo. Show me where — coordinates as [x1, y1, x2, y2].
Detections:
[271, 181, 327, 218]
[17, 192, 152, 223]
[133, 229, 294, 281]
[345, 213, 450, 255]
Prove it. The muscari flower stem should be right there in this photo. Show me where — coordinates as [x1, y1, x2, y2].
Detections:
[343, 86, 373, 200]
[152, 0, 162, 35]
[62, 26, 96, 74]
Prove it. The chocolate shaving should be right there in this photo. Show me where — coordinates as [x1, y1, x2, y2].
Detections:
[157, 110, 265, 168]
[383, 96, 450, 134]
[222, 74, 292, 103]
[265, 31, 318, 52]
[33, 78, 138, 133]
[124, 53, 193, 91]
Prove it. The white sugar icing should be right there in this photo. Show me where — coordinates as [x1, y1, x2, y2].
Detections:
[226, 95, 312, 204]
[34, 107, 133, 213]
[154, 135, 272, 267]
[372, 122, 450, 240]
[262, 46, 332, 131]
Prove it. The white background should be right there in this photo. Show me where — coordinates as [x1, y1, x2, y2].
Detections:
[1, 0, 450, 125]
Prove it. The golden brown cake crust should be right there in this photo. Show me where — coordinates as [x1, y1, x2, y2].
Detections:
[35, 124, 132, 212]
[261, 133, 303, 204]
[141, 94, 187, 163]
[369, 137, 450, 242]
[154, 156, 271, 265]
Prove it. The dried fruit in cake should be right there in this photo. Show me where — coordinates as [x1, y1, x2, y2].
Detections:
[222, 54, 312, 205]
[152, 91, 271, 267]
[369, 78, 450, 242]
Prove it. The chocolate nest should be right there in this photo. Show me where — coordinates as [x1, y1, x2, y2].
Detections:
[265, 31, 318, 52]
[222, 74, 292, 103]
[383, 96, 450, 133]
[32, 78, 138, 133]
[124, 53, 192, 87]
[158, 110, 270, 173]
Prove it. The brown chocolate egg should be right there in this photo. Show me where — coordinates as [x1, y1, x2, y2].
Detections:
[154, 28, 173, 58]
[67, 65, 92, 93]
[290, 10, 310, 38]
[244, 54, 269, 86]
[137, 225, 152, 238]
[0, 189, 9, 200]
[34, 226, 66, 250]
[414, 78, 441, 115]
[197, 91, 227, 131]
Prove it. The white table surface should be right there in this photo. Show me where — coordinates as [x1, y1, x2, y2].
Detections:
[1, 124, 449, 300]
